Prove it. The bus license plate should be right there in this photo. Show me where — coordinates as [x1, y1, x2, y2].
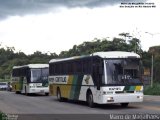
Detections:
[40, 90, 44, 93]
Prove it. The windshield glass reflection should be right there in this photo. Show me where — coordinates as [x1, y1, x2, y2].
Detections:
[106, 59, 142, 85]
[31, 68, 49, 83]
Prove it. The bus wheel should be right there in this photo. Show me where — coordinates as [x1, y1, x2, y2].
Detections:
[87, 92, 94, 108]
[45, 93, 49, 96]
[57, 88, 62, 102]
[121, 103, 129, 107]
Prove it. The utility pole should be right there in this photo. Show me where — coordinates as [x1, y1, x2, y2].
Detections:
[151, 54, 153, 87]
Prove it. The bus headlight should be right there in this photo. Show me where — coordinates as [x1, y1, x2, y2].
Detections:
[137, 96, 143, 100]
[30, 85, 36, 88]
[107, 97, 114, 102]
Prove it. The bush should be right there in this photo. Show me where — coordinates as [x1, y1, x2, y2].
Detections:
[144, 82, 160, 95]
[0, 112, 7, 120]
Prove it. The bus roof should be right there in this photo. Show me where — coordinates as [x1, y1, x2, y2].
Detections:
[13, 64, 49, 69]
[49, 55, 89, 63]
[49, 51, 140, 63]
[92, 51, 140, 58]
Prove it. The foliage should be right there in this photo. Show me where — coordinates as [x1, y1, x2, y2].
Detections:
[0, 112, 7, 120]
[59, 36, 142, 58]
[144, 83, 160, 95]
[148, 46, 160, 82]
[0, 33, 155, 83]
[141, 52, 151, 68]
[0, 47, 58, 79]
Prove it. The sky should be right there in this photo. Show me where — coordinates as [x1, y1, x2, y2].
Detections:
[0, 0, 160, 55]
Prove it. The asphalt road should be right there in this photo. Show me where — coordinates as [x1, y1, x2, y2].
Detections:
[0, 91, 160, 120]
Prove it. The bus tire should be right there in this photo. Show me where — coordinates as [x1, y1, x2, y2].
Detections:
[121, 103, 129, 107]
[45, 93, 49, 96]
[57, 88, 62, 102]
[87, 91, 95, 108]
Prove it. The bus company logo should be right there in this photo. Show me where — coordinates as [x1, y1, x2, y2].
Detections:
[49, 76, 67, 84]
[109, 87, 122, 91]
[55, 77, 67, 83]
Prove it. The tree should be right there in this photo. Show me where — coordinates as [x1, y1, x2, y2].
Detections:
[0, 33, 155, 81]
[128, 38, 142, 54]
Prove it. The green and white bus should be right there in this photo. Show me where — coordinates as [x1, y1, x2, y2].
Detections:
[49, 51, 143, 107]
[12, 64, 49, 95]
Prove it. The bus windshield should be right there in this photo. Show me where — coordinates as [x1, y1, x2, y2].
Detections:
[31, 68, 49, 83]
[0, 83, 7, 85]
[105, 58, 142, 85]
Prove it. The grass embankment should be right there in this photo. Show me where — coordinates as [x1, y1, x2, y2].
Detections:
[0, 112, 3, 120]
[144, 83, 160, 95]
[0, 112, 8, 120]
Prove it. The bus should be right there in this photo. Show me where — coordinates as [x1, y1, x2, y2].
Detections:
[12, 64, 49, 95]
[0, 82, 8, 90]
[49, 51, 143, 107]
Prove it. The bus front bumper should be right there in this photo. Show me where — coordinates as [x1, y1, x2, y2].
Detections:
[29, 87, 49, 94]
[99, 93, 143, 104]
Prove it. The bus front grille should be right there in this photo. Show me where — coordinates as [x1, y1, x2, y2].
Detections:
[115, 91, 134, 94]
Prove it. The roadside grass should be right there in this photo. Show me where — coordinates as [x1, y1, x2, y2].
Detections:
[0, 112, 3, 120]
[144, 82, 160, 95]
[0, 112, 7, 120]
[0, 112, 1, 120]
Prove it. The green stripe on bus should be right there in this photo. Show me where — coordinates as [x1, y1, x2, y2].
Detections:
[129, 86, 136, 91]
[69, 75, 83, 100]
[124, 86, 136, 91]
[70, 75, 78, 99]
[73, 75, 83, 100]
[124, 86, 130, 91]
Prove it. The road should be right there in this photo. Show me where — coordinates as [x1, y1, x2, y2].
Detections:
[0, 91, 160, 120]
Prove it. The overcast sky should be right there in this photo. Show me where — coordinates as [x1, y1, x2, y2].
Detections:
[0, 0, 160, 54]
